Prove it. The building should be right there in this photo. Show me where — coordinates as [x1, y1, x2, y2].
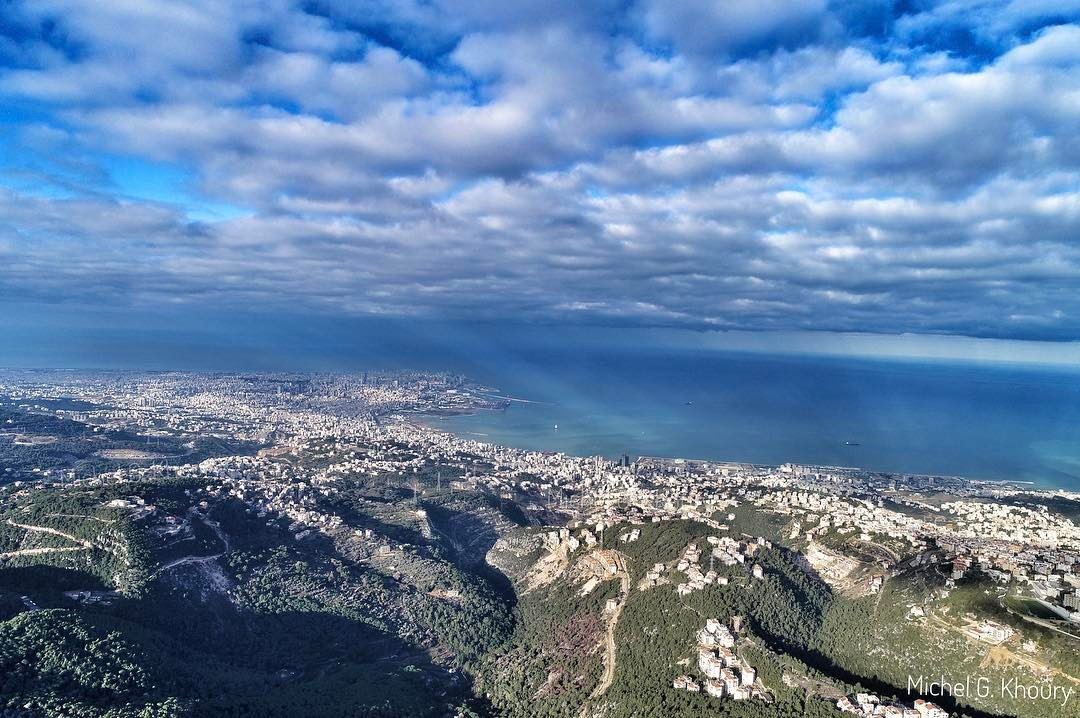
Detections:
[914, 699, 949, 718]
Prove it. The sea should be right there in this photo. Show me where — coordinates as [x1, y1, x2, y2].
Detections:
[428, 348, 1080, 492]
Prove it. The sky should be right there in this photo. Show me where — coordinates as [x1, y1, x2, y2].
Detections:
[1, 1, 1080, 368]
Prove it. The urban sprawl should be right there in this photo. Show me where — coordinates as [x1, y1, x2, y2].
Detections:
[1, 370, 1078, 718]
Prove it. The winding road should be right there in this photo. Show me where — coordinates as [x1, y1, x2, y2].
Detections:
[0, 510, 235, 583]
[0, 519, 92, 560]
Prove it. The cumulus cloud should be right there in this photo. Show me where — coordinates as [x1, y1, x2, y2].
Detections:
[0, 1, 1078, 340]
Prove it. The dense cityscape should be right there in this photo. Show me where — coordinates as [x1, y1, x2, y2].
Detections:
[0, 370, 1077, 717]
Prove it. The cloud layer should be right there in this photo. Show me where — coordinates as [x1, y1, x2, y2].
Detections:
[1, 1, 1079, 339]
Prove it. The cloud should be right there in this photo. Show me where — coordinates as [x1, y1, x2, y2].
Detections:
[638, 0, 832, 58]
[0, 1, 1078, 341]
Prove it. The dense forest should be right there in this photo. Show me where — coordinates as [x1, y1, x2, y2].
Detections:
[0, 476, 514, 717]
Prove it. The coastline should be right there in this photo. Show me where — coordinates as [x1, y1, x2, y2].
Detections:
[412, 411, 1080, 498]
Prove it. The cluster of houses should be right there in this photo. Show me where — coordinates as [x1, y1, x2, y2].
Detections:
[640, 561, 669, 590]
[672, 617, 765, 701]
[939, 537, 1080, 622]
[958, 618, 1014, 645]
[760, 490, 928, 552]
[674, 541, 724, 596]
[672, 536, 770, 596]
[941, 501, 1078, 546]
[759, 486, 1079, 622]
[837, 693, 949, 718]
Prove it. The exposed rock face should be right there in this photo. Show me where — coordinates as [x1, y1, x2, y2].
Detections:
[801, 541, 878, 597]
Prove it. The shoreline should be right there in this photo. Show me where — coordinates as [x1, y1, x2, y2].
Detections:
[478, 391, 550, 405]
[413, 410, 1080, 498]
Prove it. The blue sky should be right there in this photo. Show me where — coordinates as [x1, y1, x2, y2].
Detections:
[1, 1, 1080, 367]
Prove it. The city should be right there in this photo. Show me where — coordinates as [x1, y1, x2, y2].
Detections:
[1, 369, 1076, 717]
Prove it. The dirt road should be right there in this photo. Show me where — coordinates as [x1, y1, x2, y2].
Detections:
[0, 519, 92, 560]
[591, 568, 630, 699]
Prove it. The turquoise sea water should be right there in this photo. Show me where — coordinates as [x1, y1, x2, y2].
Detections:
[430, 350, 1080, 491]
